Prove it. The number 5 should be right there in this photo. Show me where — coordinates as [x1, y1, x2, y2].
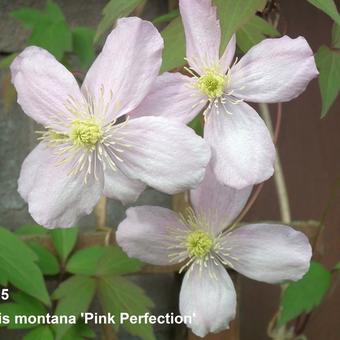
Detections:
[1, 288, 9, 300]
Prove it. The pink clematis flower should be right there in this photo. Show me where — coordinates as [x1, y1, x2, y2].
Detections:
[117, 165, 312, 337]
[131, 0, 319, 189]
[11, 17, 211, 229]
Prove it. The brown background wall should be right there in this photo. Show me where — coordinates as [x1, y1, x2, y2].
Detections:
[240, 1, 340, 339]
[0, 0, 339, 339]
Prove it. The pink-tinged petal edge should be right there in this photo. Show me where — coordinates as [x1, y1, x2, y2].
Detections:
[179, 0, 221, 74]
[229, 36, 319, 103]
[82, 17, 163, 122]
[179, 260, 237, 337]
[10, 46, 84, 131]
[219, 34, 236, 73]
[221, 223, 312, 283]
[103, 168, 146, 205]
[116, 206, 185, 266]
[116, 116, 211, 194]
[190, 164, 252, 234]
[130, 72, 207, 124]
[204, 101, 275, 189]
[18, 142, 103, 229]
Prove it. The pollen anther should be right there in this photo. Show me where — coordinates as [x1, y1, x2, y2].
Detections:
[186, 230, 213, 258]
[197, 69, 227, 98]
[70, 117, 103, 148]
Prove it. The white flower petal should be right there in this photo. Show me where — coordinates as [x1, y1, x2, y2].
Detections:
[116, 206, 186, 266]
[204, 101, 275, 189]
[180, 260, 236, 337]
[10, 46, 84, 131]
[179, 0, 221, 74]
[130, 72, 207, 124]
[19, 142, 103, 229]
[229, 36, 319, 103]
[82, 17, 163, 121]
[190, 164, 252, 234]
[219, 34, 236, 73]
[103, 168, 146, 205]
[221, 224, 312, 283]
[116, 116, 211, 194]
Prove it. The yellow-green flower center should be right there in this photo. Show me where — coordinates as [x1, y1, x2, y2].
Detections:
[197, 69, 227, 98]
[186, 230, 213, 258]
[70, 118, 103, 147]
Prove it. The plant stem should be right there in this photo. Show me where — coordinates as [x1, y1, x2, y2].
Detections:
[95, 196, 107, 231]
[259, 103, 292, 223]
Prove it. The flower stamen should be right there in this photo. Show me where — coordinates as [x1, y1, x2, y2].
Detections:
[70, 117, 103, 148]
[186, 230, 213, 258]
[197, 68, 227, 99]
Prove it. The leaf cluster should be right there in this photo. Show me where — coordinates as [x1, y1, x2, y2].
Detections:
[0, 225, 154, 340]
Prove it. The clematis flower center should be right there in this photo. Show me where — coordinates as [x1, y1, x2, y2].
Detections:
[197, 69, 227, 98]
[186, 230, 213, 258]
[70, 117, 103, 147]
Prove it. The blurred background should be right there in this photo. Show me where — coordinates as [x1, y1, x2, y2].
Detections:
[0, 0, 339, 339]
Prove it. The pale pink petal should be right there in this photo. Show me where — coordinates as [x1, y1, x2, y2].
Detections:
[190, 164, 252, 233]
[116, 116, 211, 194]
[18, 143, 103, 228]
[180, 260, 236, 337]
[11, 46, 84, 131]
[204, 101, 275, 189]
[179, 0, 221, 74]
[82, 17, 163, 122]
[129, 72, 207, 124]
[18, 142, 46, 202]
[219, 34, 236, 73]
[229, 36, 319, 103]
[103, 168, 146, 205]
[116, 206, 186, 266]
[221, 224, 312, 283]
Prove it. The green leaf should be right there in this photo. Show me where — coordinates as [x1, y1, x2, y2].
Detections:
[61, 323, 96, 340]
[0, 304, 35, 329]
[15, 224, 48, 236]
[66, 246, 106, 275]
[98, 276, 155, 340]
[0, 269, 8, 286]
[315, 45, 340, 117]
[72, 27, 95, 68]
[0, 293, 47, 329]
[279, 261, 332, 325]
[28, 242, 60, 275]
[0, 53, 17, 70]
[153, 9, 179, 25]
[189, 113, 204, 137]
[11, 8, 48, 29]
[334, 262, 340, 270]
[307, 0, 340, 25]
[0, 227, 50, 306]
[24, 326, 54, 340]
[52, 275, 96, 338]
[11, 0, 72, 60]
[66, 246, 142, 276]
[96, 246, 142, 276]
[214, 0, 267, 53]
[29, 21, 72, 60]
[95, 0, 144, 43]
[45, 0, 65, 21]
[160, 17, 186, 72]
[332, 23, 340, 48]
[51, 227, 79, 263]
[236, 15, 280, 52]
[12, 292, 47, 315]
